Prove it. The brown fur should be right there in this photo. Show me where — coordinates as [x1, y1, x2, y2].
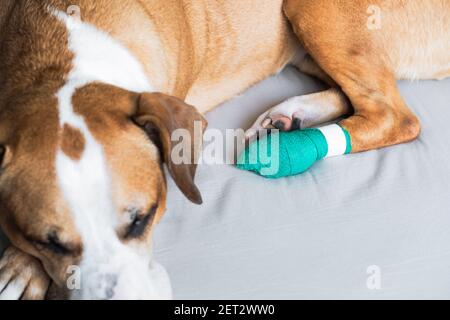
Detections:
[283, 0, 448, 152]
[61, 124, 85, 160]
[0, 246, 50, 299]
[0, 0, 448, 299]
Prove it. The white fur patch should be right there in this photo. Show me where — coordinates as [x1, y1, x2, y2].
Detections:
[27, 284, 45, 299]
[50, 9, 171, 299]
[317, 124, 348, 158]
[0, 280, 27, 300]
[51, 10, 153, 93]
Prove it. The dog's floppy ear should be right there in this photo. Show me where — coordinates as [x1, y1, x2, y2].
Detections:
[133, 93, 207, 205]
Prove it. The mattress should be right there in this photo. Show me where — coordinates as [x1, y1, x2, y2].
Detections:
[2, 67, 450, 299]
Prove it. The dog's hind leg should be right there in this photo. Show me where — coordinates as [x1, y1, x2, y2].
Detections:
[293, 54, 337, 87]
[283, 0, 421, 154]
[335, 68, 421, 153]
[245, 88, 351, 140]
[434, 69, 450, 81]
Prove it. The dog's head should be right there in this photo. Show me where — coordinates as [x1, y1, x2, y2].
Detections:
[0, 82, 206, 299]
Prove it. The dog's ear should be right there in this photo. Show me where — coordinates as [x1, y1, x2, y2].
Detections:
[133, 93, 207, 205]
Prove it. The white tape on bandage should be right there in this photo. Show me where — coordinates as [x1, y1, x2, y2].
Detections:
[317, 124, 348, 158]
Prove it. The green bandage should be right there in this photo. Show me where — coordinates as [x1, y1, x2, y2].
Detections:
[237, 124, 352, 179]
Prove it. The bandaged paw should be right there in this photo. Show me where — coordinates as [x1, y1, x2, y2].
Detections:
[237, 124, 352, 178]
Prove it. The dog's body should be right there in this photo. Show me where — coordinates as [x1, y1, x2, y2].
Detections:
[0, 0, 448, 299]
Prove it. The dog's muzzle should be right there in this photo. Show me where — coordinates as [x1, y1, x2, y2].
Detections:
[70, 251, 172, 300]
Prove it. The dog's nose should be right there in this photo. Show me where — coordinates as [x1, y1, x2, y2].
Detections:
[103, 273, 118, 300]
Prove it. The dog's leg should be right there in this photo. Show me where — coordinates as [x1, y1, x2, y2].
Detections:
[293, 54, 337, 87]
[435, 69, 450, 81]
[337, 72, 421, 153]
[284, 0, 421, 154]
[245, 88, 350, 140]
[0, 246, 50, 300]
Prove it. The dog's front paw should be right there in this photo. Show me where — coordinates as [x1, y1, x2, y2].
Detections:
[0, 246, 50, 300]
[238, 124, 351, 178]
[238, 129, 326, 178]
[245, 90, 348, 142]
[245, 96, 320, 142]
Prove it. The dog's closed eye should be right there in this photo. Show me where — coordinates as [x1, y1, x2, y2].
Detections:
[124, 204, 158, 239]
[33, 232, 74, 256]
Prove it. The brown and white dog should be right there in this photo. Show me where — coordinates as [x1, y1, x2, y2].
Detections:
[0, 0, 448, 299]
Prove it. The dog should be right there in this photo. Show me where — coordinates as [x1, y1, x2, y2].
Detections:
[0, 0, 448, 299]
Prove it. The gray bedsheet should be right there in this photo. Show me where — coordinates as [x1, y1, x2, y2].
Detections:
[1, 67, 450, 299]
[155, 67, 450, 300]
